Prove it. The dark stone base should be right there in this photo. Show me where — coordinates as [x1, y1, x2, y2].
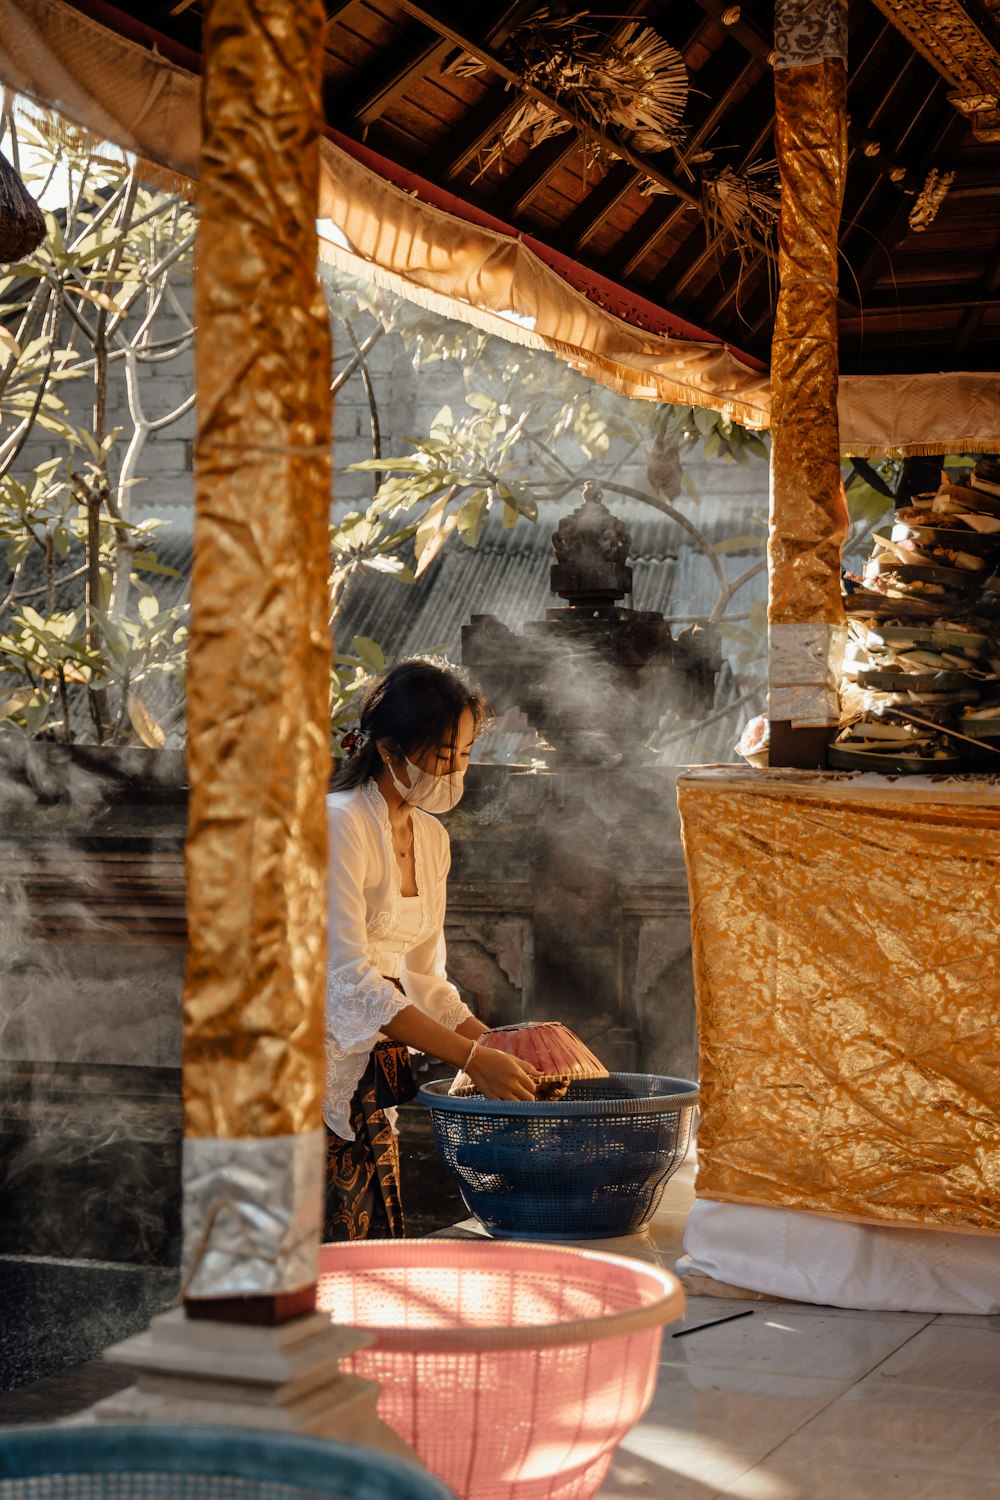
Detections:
[0, 1257, 180, 1392]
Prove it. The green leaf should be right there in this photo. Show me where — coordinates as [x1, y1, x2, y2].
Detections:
[681, 471, 701, 502]
[44, 211, 66, 259]
[362, 555, 415, 583]
[845, 479, 894, 529]
[719, 622, 759, 647]
[350, 636, 385, 672]
[348, 457, 428, 472]
[132, 552, 181, 577]
[65, 285, 129, 318]
[429, 404, 454, 437]
[0, 687, 37, 721]
[415, 510, 459, 575]
[128, 695, 166, 749]
[455, 490, 488, 547]
[22, 697, 50, 735]
[497, 481, 537, 521]
[692, 406, 719, 437]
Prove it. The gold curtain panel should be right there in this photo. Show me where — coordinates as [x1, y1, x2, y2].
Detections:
[678, 770, 1000, 1236]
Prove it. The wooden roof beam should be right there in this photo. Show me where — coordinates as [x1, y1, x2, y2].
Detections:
[607, 198, 699, 283]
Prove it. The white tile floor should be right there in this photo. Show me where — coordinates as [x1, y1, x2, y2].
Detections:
[585, 1156, 1000, 1499]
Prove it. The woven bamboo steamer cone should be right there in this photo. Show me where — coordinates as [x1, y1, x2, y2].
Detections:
[449, 1021, 609, 1097]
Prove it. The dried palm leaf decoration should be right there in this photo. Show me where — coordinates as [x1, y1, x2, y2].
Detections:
[448, 7, 689, 175]
[699, 158, 781, 266]
[0, 149, 45, 263]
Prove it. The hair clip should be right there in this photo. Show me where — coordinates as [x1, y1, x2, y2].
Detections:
[340, 728, 367, 756]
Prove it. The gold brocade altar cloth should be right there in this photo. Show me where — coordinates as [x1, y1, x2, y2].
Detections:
[676, 768, 1000, 1236]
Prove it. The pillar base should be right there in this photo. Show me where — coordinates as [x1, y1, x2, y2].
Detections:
[768, 721, 832, 769]
[82, 1307, 416, 1462]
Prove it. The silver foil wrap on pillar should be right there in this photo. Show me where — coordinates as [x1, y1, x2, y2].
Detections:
[181, 1130, 326, 1298]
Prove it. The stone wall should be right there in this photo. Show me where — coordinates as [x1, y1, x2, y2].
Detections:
[443, 765, 696, 1081]
[0, 756, 695, 1267]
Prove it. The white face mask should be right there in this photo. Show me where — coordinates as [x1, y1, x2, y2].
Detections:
[389, 757, 466, 814]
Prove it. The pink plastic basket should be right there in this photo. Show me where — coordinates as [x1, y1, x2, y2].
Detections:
[316, 1239, 684, 1500]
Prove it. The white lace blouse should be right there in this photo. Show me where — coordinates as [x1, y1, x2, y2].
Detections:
[324, 780, 474, 1140]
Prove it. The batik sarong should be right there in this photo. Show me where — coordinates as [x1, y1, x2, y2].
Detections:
[323, 1039, 416, 1240]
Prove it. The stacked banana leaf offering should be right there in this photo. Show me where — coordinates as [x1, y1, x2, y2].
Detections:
[834, 457, 1000, 772]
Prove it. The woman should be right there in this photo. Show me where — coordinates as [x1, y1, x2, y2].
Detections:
[324, 657, 538, 1240]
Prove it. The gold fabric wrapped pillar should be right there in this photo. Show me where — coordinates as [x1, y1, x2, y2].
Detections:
[768, 0, 849, 762]
[182, 0, 333, 1303]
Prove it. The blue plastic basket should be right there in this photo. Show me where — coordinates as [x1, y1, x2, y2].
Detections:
[0, 1426, 452, 1500]
[417, 1072, 698, 1240]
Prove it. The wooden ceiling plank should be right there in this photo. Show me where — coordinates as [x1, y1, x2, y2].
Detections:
[853, 102, 965, 297]
[491, 135, 583, 217]
[325, 0, 363, 26]
[559, 162, 643, 252]
[348, 31, 453, 127]
[612, 199, 692, 282]
[950, 240, 1000, 356]
[435, 86, 522, 179]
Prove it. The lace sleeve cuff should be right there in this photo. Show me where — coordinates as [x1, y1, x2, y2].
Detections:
[326, 964, 410, 1053]
[436, 992, 474, 1032]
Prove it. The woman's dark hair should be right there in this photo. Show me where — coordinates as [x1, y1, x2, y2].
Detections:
[331, 658, 489, 790]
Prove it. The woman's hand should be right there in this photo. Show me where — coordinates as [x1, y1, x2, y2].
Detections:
[466, 1044, 538, 1102]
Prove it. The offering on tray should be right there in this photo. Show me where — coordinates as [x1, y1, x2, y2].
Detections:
[449, 1021, 609, 1100]
[828, 716, 964, 773]
[735, 712, 769, 768]
[836, 462, 1000, 771]
[962, 700, 1000, 738]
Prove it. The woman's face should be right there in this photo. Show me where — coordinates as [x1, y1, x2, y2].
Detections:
[409, 705, 477, 778]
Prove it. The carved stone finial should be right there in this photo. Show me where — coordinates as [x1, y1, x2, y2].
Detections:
[550, 482, 632, 605]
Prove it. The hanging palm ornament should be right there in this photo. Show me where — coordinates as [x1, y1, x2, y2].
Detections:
[699, 158, 782, 266]
[448, 7, 690, 175]
[0, 148, 45, 263]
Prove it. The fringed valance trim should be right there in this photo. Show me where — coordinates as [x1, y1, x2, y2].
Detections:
[841, 439, 1000, 458]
